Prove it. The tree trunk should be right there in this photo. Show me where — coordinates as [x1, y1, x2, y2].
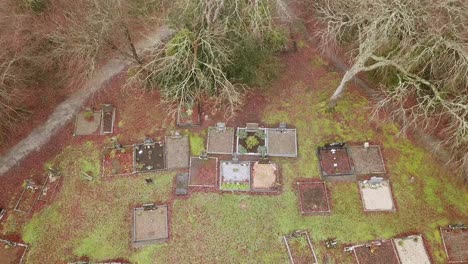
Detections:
[124, 26, 142, 65]
[327, 67, 359, 111]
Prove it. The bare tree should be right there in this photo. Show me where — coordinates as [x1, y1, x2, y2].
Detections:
[314, 0, 468, 175]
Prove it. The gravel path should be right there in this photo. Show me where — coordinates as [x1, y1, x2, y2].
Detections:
[0, 26, 173, 176]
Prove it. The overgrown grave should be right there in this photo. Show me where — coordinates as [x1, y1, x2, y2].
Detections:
[0, 238, 28, 264]
[297, 180, 331, 215]
[189, 152, 218, 188]
[350, 143, 386, 175]
[283, 230, 319, 264]
[177, 101, 202, 127]
[133, 204, 169, 248]
[440, 224, 468, 263]
[14, 174, 48, 214]
[346, 240, 400, 264]
[74, 107, 102, 136]
[102, 137, 134, 177]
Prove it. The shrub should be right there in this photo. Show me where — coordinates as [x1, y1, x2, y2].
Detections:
[255, 130, 266, 140]
[237, 129, 248, 139]
[257, 146, 267, 157]
[246, 136, 259, 149]
[238, 145, 247, 155]
[23, 0, 47, 13]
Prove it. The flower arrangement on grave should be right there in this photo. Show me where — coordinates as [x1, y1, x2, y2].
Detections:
[246, 135, 259, 149]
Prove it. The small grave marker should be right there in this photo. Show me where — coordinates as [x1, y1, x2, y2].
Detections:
[216, 122, 227, 132]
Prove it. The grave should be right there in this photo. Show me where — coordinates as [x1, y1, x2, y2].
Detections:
[134, 141, 165, 172]
[100, 104, 116, 135]
[206, 123, 235, 154]
[133, 204, 169, 247]
[283, 231, 319, 264]
[219, 160, 251, 191]
[358, 177, 395, 212]
[74, 110, 101, 136]
[297, 181, 331, 215]
[37, 167, 62, 203]
[266, 123, 298, 157]
[0, 238, 28, 264]
[440, 225, 468, 263]
[14, 175, 47, 214]
[318, 143, 355, 181]
[189, 156, 218, 187]
[177, 101, 201, 127]
[102, 145, 134, 176]
[350, 144, 386, 175]
[175, 173, 189, 196]
[251, 161, 280, 192]
[393, 235, 431, 264]
[236, 125, 268, 156]
[351, 240, 400, 264]
[165, 134, 189, 169]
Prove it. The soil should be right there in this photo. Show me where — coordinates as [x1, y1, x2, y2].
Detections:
[353, 240, 400, 264]
[285, 233, 318, 264]
[251, 162, 278, 190]
[177, 102, 201, 127]
[189, 157, 218, 187]
[165, 136, 189, 170]
[206, 127, 235, 154]
[134, 143, 165, 172]
[298, 182, 331, 214]
[318, 147, 353, 176]
[441, 228, 468, 263]
[266, 129, 297, 157]
[350, 146, 386, 175]
[0, 242, 26, 264]
[74, 111, 101, 136]
[238, 130, 266, 154]
[102, 146, 134, 176]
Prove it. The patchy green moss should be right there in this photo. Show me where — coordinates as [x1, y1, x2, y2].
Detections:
[189, 133, 205, 156]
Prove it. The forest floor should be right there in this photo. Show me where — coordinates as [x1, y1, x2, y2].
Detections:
[0, 1, 467, 264]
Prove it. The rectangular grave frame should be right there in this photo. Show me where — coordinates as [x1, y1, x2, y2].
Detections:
[351, 239, 401, 264]
[100, 104, 116, 135]
[317, 144, 355, 181]
[297, 181, 332, 215]
[176, 101, 202, 127]
[101, 145, 136, 177]
[14, 175, 48, 214]
[73, 110, 102, 136]
[0, 238, 28, 264]
[440, 227, 468, 263]
[283, 231, 319, 264]
[358, 178, 396, 212]
[188, 156, 218, 188]
[206, 126, 235, 155]
[37, 172, 63, 203]
[392, 234, 432, 264]
[266, 128, 298, 157]
[250, 161, 281, 193]
[349, 145, 386, 175]
[219, 160, 252, 192]
[236, 127, 268, 156]
[132, 205, 169, 248]
[134, 142, 166, 173]
[165, 135, 190, 170]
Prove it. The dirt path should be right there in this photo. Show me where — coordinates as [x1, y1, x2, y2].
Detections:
[0, 26, 173, 176]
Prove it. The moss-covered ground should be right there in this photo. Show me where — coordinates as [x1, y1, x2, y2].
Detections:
[1, 43, 466, 264]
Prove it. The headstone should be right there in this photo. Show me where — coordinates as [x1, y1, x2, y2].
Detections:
[216, 122, 227, 132]
[199, 151, 208, 160]
[144, 137, 154, 145]
[364, 142, 370, 149]
[246, 123, 259, 130]
[143, 204, 156, 211]
[279, 122, 287, 133]
[232, 153, 239, 164]
[171, 130, 182, 139]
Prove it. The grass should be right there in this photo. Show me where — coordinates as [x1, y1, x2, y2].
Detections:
[5, 45, 467, 264]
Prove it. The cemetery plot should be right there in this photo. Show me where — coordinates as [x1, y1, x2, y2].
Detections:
[352, 240, 400, 264]
[134, 142, 165, 172]
[283, 231, 319, 264]
[165, 135, 189, 169]
[74, 110, 101, 136]
[236, 125, 268, 156]
[440, 226, 468, 263]
[189, 157, 218, 187]
[133, 204, 169, 248]
[102, 145, 134, 176]
[206, 124, 235, 154]
[266, 127, 298, 157]
[350, 145, 386, 175]
[318, 143, 354, 180]
[358, 177, 395, 212]
[175, 173, 189, 196]
[177, 101, 201, 127]
[251, 161, 280, 192]
[37, 168, 62, 202]
[297, 181, 331, 215]
[394, 235, 431, 264]
[0, 239, 28, 264]
[219, 160, 251, 191]
[14, 176, 47, 213]
[100, 104, 116, 135]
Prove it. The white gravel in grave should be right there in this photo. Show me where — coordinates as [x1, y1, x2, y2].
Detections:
[394, 235, 431, 264]
[359, 180, 395, 211]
